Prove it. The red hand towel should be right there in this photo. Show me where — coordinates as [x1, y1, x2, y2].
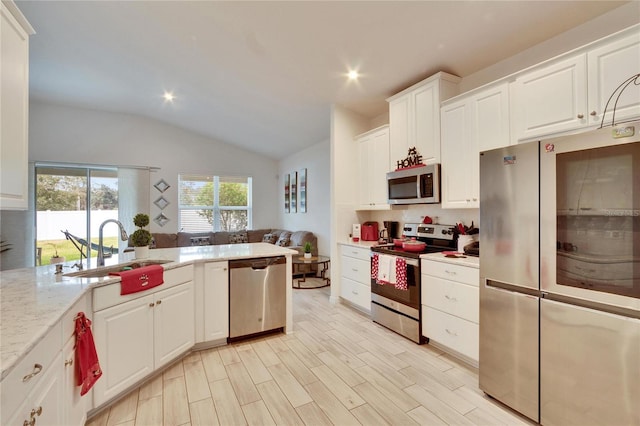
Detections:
[395, 257, 408, 291]
[109, 264, 164, 295]
[74, 312, 102, 396]
[371, 253, 379, 280]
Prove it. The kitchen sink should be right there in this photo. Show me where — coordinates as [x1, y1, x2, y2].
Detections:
[64, 259, 173, 278]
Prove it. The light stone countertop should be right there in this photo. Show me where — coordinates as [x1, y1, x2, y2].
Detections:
[421, 252, 480, 268]
[338, 240, 380, 249]
[0, 243, 295, 380]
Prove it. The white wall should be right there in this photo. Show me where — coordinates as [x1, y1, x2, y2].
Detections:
[278, 139, 330, 257]
[29, 101, 280, 233]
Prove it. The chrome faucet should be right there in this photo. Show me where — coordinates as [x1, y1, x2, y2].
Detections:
[97, 219, 128, 266]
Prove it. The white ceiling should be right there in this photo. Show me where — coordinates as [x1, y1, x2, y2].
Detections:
[17, 1, 630, 159]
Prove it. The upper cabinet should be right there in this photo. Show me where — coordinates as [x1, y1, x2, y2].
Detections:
[513, 30, 640, 141]
[387, 72, 460, 168]
[441, 82, 510, 209]
[356, 125, 391, 210]
[0, 1, 34, 210]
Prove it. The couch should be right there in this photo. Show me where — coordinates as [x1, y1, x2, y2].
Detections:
[143, 229, 318, 256]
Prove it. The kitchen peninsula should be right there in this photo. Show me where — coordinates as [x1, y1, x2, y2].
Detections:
[0, 243, 295, 425]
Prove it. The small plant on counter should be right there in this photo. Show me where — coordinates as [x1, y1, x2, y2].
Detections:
[131, 213, 152, 247]
[48, 242, 65, 264]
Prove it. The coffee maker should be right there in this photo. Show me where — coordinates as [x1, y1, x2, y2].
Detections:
[382, 221, 399, 242]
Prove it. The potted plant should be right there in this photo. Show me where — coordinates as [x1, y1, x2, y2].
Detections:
[131, 213, 152, 259]
[303, 241, 313, 259]
[48, 242, 65, 264]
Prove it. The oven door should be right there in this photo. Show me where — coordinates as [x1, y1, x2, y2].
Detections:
[371, 255, 420, 309]
[540, 122, 640, 311]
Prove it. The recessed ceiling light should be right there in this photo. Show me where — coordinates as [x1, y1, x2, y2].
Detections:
[347, 70, 359, 81]
[163, 91, 175, 102]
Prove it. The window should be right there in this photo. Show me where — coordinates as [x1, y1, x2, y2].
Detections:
[179, 174, 252, 232]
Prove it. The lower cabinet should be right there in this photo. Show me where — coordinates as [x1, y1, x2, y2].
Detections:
[421, 259, 479, 364]
[340, 245, 371, 312]
[93, 278, 194, 407]
[202, 261, 229, 342]
[63, 337, 87, 426]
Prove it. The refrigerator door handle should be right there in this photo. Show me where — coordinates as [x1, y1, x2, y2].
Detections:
[541, 291, 640, 320]
[486, 279, 541, 297]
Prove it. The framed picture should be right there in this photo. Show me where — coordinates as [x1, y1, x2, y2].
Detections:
[291, 171, 297, 213]
[284, 173, 290, 213]
[299, 168, 307, 213]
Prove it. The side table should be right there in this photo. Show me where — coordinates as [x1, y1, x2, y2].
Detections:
[292, 255, 330, 289]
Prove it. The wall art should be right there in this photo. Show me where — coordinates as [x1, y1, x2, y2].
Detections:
[290, 171, 297, 213]
[284, 173, 290, 213]
[299, 168, 307, 213]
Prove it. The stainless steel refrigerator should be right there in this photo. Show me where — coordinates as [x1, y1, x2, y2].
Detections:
[479, 122, 640, 425]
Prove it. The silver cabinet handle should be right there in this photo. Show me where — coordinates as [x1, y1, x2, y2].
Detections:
[352, 290, 358, 295]
[445, 328, 458, 336]
[149, 302, 155, 307]
[22, 364, 43, 382]
[444, 294, 457, 302]
[577, 113, 584, 119]
[30, 407, 42, 418]
[156, 300, 162, 305]
[352, 268, 358, 272]
[445, 270, 456, 275]
[590, 111, 597, 116]
[64, 359, 73, 367]
[24, 418, 35, 426]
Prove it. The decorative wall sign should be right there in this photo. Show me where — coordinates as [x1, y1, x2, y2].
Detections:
[154, 213, 170, 227]
[290, 171, 297, 213]
[299, 168, 307, 213]
[154, 196, 170, 210]
[395, 146, 424, 170]
[154, 178, 170, 193]
[284, 173, 290, 213]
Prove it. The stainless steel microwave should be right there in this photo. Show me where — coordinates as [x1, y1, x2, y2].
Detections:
[387, 164, 440, 204]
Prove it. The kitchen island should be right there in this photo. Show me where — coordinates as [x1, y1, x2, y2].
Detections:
[0, 243, 295, 424]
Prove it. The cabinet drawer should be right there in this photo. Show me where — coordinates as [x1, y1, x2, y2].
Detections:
[423, 306, 479, 362]
[341, 245, 371, 262]
[340, 277, 371, 311]
[422, 259, 479, 286]
[93, 265, 194, 312]
[422, 276, 478, 323]
[341, 255, 370, 284]
[1, 321, 61, 423]
[62, 293, 91, 344]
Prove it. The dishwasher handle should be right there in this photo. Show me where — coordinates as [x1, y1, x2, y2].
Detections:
[229, 256, 286, 270]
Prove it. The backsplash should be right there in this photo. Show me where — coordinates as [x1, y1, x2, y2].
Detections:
[367, 205, 479, 236]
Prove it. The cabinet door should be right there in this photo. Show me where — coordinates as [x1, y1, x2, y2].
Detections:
[588, 33, 640, 127]
[371, 128, 390, 206]
[154, 281, 195, 369]
[0, 4, 30, 210]
[62, 338, 86, 426]
[513, 55, 587, 140]
[474, 82, 511, 152]
[93, 294, 154, 406]
[389, 95, 411, 170]
[441, 101, 474, 208]
[358, 135, 372, 207]
[203, 262, 229, 342]
[413, 81, 440, 164]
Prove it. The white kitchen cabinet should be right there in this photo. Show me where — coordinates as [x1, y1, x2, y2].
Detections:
[93, 293, 155, 406]
[0, 1, 34, 210]
[154, 282, 195, 369]
[92, 265, 195, 407]
[339, 245, 371, 312]
[62, 337, 87, 426]
[513, 29, 640, 141]
[387, 72, 460, 168]
[356, 125, 391, 210]
[441, 82, 510, 209]
[422, 258, 479, 364]
[202, 261, 229, 342]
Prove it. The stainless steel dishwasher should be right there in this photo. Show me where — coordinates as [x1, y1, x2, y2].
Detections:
[228, 256, 286, 340]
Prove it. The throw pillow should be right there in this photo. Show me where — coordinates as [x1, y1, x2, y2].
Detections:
[228, 231, 248, 244]
[262, 233, 278, 244]
[276, 232, 292, 247]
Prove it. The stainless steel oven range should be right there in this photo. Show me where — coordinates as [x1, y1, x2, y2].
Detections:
[370, 223, 457, 343]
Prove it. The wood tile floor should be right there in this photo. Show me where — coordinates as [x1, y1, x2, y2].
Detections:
[86, 280, 534, 426]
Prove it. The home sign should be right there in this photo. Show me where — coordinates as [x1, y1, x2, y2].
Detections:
[396, 147, 424, 170]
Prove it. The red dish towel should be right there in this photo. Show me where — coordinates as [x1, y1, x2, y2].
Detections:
[371, 253, 408, 291]
[371, 253, 379, 280]
[109, 264, 164, 295]
[394, 257, 408, 291]
[74, 312, 102, 396]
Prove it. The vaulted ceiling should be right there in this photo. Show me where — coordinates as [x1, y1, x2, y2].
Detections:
[18, 1, 631, 159]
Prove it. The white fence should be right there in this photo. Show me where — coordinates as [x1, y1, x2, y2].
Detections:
[37, 210, 119, 240]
